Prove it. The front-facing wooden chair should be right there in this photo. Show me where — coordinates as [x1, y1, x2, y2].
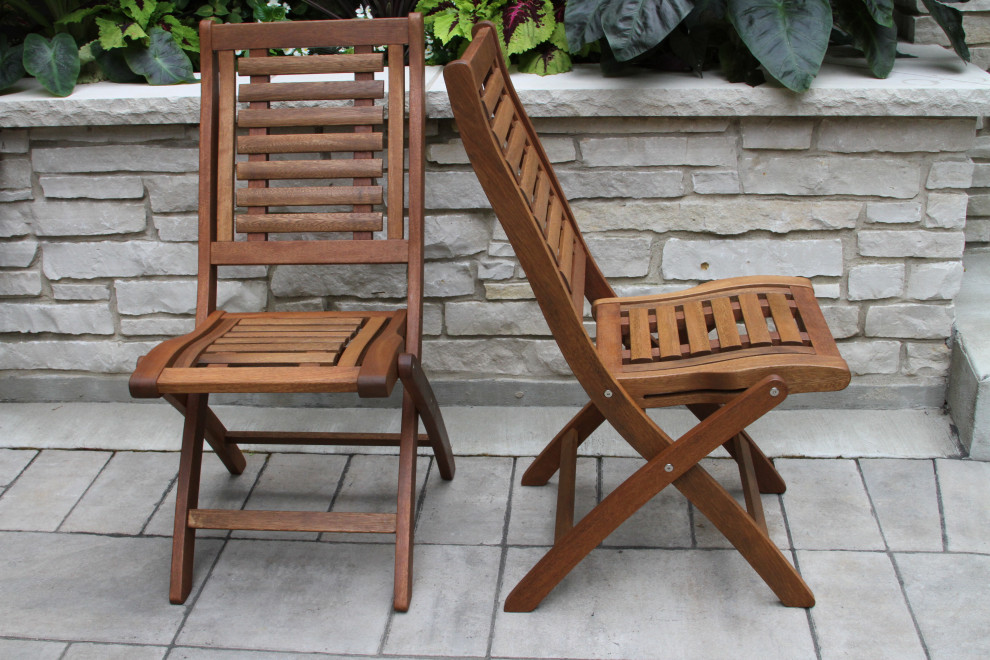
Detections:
[129, 15, 454, 612]
[444, 22, 850, 612]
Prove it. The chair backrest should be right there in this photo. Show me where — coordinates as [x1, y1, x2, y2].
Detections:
[443, 23, 615, 348]
[196, 16, 426, 351]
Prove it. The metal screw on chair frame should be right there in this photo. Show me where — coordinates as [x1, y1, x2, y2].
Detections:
[604, 389, 613, 398]
[664, 464, 674, 472]
[770, 387, 780, 397]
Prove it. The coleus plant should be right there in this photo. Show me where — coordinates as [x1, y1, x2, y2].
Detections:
[565, 0, 970, 92]
[416, 0, 572, 75]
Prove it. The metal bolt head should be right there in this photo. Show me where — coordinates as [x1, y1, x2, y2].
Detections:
[769, 387, 780, 397]
[604, 389, 613, 398]
[664, 464, 674, 473]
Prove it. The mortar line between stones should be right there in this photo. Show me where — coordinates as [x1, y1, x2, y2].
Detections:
[485, 456, 516, 660]
[141, 459, 180, 537]
[0, 448, 40, 504]
[55, 449, 114, 533]
[932, 458, 950, 552]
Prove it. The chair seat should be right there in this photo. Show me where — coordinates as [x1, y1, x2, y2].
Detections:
[593, 276, 850, 405]
[130, 309, 407, 397]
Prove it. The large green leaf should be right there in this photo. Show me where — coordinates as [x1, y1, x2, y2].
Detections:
[563, 0, 609, 51]
[0, 39, 26, 92]
[22, 33, 81, 97]
[601, 0, 696, 61]
[921, 0, 970, 61]
[834, 0, 897, 78]
[727, 0, 831, 92]
[124, 27, 195, 85]
[91, 41, 143, 83]
[860, 0, 894, 28]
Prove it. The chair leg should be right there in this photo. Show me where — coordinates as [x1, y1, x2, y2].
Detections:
[505, 376, 813, 612]
[687, 403, 785, 494]
[398, 353, 454, 481]
[521, 401, 605, 486]
[554, 429, 579, 543]
[393, 393, 419, 612]
[732, 434, 768, 533]
[170, 393, 208, 604]
[165, 393, 246, 475]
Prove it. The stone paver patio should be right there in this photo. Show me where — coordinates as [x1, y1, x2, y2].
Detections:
[1, 404, 989, 659]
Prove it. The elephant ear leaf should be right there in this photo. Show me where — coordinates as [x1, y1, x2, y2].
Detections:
[564, 0, 609, 52]
[124, 27, 195, 85]
[921, 0, 970, 61]
[0, 39, 26, 92]
[600, 0, 695, 62]
[727, 0, 832, 93]
[833, 0, 897, 78]
[22, 32, 81, 97]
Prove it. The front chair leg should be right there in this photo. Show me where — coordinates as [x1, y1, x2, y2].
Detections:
[505, 376, 798, 612]
[393, 393, 419, 612]
[170, 393, 208, 604]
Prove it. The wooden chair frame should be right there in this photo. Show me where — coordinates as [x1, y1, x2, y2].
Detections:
[130, 15, 454, 612]
[444, 22, 850, 612]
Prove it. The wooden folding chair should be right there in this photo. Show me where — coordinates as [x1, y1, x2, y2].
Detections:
[129, 15, 454, 612]
[443, 22, 850, 612]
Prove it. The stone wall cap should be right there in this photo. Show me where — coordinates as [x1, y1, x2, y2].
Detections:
[1, 45, 988, 127]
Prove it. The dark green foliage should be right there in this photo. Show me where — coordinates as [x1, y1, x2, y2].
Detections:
[22, 32, 81, 96]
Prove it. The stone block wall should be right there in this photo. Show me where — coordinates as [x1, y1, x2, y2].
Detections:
[0, 113, 975, 407]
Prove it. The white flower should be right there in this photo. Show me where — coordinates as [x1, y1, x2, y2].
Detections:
[355, 5, 373, 19]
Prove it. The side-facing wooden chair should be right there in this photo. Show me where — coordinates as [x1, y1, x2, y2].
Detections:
[130, 15, 454, 612]
[444, 22, 850, 612]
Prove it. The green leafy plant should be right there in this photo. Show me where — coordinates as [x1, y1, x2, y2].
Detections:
[564, 0, 970, 92]
[22, 32, 80, 96]
[0, 37, 26, 92]
[416, 0, 571, 75]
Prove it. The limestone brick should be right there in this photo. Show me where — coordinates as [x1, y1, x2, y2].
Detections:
[585, 236, 652, 277]
[271, 263, 405, 299]
[906, 262, 964, 300]
[332, 301, 443, 336]
[32, 146, 198, 173]
[661, 238, 843, 280]
[924, 192, 968, 228]
[422, 338, 569, 377]
[904, 342, 951, 377]
[24, 201, 146, 236]
[217, 265, 268, 279]
[857, 231, 964, 258]
[820, 305, 860, 339]
[0, 130, 29, 153]
[572, 199, 859, 234]
[968, 193, 990, 216]
[812, 282, 842, 299]
[425, 261, 476, 297]
[43, 242, 197, 280]
[51, 284, 110, 301]
[0, 271, 43, 297]
[865, 304, 954, 339]
[0, 240, 38, 267]
[579, 136, 735, 167]
[424, 213, 491, 258]
[740, 118, 813, 150]
[39, 176, 144, 199]
[818, 118, 975, 152]
[484, 283, 534, 300]
[972, 136, 990, 159]
[0, 189, 32, 202]
[273, 298, 325, 312]
[488, 243, 517, 258]
[424, 172, 489, 209]
[691, 170, 741, 194]
[531, 117, 730, 134]
[0, 158, 31, 189]
[0, 303, 114, 335]
[926, 160, 974, 189]
[144, 174, 198, 212]
[30, 125, 188, 143]
[478, 259, 516, 281]
[965, 219, 990, 243]
[739, 155, 920, 198]
[847, 264, 905, 300]
[972, 163, 990, 187]
[120, 317, 195, 336]
[0, 340, 156, 372]
[115, 280, 266, 315]
[445, 301, 550, 336]
[153, 214, 198, 242]
[839, 340, 901, 375]
[429, 137, 575, 164]
[865, 201, 923, 224]
[556, 170, 684, 199]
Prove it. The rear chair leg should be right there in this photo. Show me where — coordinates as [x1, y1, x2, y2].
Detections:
[164, 393, 246, 475]
[687, 403, 785, 494]
[170, 393, 208, 604]
[398, 353, 454, 480]
[393, 394, 419, 612]
[522, 401, 605, 486]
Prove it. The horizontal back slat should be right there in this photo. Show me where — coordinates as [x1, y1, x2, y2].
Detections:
[237, 158, 383, 180]
[236, 212, 383, 234]
[238, 132, 383, 154]
[236, 185, 382, 207]
[238, 106, 383, 128]
[239, 80, 384, 103]
[237, 52, 384, 76]
[211, 17, 410, 50]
